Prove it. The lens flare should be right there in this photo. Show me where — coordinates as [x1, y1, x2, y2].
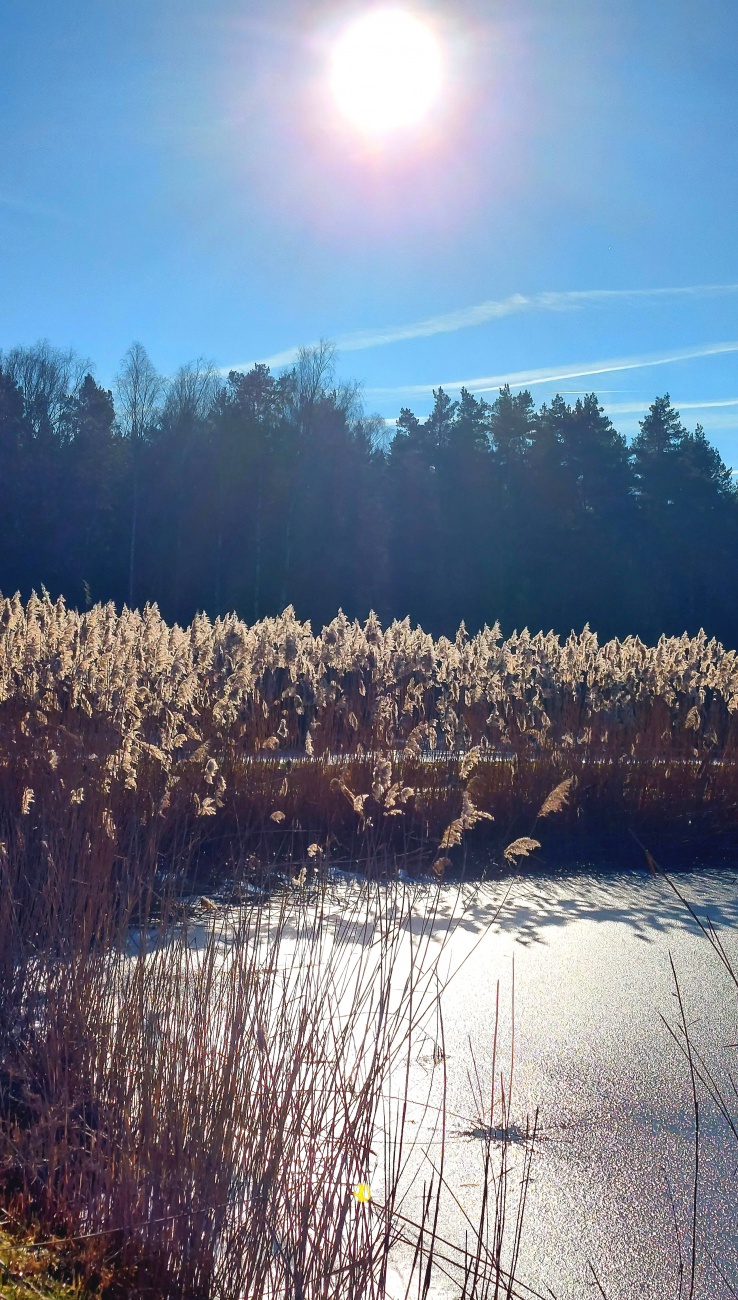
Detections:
[330, 10, 443, 137]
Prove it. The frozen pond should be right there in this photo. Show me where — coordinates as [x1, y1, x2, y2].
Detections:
[187, 865, 738, 1297]
[382, 866, 738, 1298]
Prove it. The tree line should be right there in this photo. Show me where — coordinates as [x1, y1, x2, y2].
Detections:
[0, 338, 736, 644]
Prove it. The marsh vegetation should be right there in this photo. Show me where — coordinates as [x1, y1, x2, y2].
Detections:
[0, 591, 737, 1295]
[1, 593, 737, 893]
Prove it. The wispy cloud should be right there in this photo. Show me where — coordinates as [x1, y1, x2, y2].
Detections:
[366, 340, 738, 399]
[338, 284, 738, 353]
[244, 345, 307, 370]
[603, 397, 738, 416]
[233, 282, 738, 371]
[384, 396, 738, 427]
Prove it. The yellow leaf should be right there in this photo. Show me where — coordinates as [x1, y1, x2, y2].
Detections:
[353, 1183, 372, 1203]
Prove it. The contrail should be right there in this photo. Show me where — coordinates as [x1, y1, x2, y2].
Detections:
[365, 340, 738, 399]
[602, 397, 738, 416]
[232, 282, 738, 371]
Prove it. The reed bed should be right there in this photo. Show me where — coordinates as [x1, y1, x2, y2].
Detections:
[0, 592, 736, 894]
[0, 858, 535, 1298]
[0, 591, 735, 1295]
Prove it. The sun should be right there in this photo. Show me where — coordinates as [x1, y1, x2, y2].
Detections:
[330, 9, 443, 137]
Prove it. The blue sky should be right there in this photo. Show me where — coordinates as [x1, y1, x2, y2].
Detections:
[2, 0, 737, 456]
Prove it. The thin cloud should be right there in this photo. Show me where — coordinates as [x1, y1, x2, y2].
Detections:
[603, 397, 738, 416]
[233, 282, 738, 371]
[366, 340, 738, 399]
[338, 284, 738, 353]
[386, 395, 738, 426]
[246, 345, 306, 370]
[674, 397, 738, 409]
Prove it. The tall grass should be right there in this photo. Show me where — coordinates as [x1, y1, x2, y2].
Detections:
[0, 592, 736, 890]
[0, 860, 534, 1297]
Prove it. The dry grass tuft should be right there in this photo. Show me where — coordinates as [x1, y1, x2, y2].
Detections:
[503, 838, 542, 863]
[537, 778, 574, 820]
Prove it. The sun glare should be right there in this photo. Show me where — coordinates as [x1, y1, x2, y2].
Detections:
[330, 9, 443, 137]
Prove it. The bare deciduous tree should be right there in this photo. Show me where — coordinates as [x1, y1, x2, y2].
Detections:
[163, 358, 220, 427]
[0, 339, 90, 436]
[293, 339, 336, 425]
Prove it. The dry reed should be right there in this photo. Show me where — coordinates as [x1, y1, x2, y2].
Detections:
[0, 861, 535, 1297]
[3, 591, 735, 1294]
[0, 593, 736, 891]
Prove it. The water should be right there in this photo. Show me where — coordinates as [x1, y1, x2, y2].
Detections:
[384, 867, 738, 1298]
[193, 866, 738, 1297]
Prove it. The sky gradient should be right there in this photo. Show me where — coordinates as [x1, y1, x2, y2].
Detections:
[2, 0, 737, 455]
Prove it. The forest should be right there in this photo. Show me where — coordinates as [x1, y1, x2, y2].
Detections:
[0, 338, 736, 644]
